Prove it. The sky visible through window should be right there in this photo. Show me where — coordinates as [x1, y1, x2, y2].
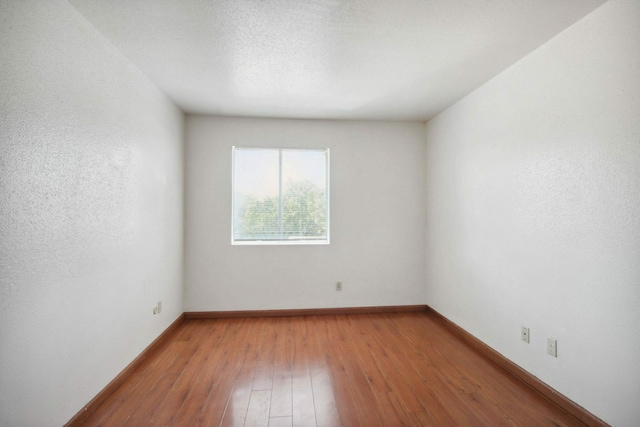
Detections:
[234, 148, 327, 199]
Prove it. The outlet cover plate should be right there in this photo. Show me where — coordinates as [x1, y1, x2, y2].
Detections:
[547, 337, 557, 357]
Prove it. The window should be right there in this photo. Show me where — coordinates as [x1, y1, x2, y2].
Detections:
[232, 147, 330, 244]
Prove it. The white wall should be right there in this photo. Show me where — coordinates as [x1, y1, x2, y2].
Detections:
[424, 0, 640, 425]
[0, 1, 184, 426]
[185, 116, 426, 311]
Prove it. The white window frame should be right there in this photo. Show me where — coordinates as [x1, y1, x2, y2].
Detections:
[231, 146, 330, 245]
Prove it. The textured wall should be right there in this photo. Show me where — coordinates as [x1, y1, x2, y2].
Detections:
[185, 116, 426, 311]
[424, 0, 640, 425]
[0, 1, 184, 426]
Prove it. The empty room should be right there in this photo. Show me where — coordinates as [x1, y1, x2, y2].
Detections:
[1, 0, 639, 426]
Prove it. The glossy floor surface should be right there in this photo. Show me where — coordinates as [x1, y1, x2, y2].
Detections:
[80, 312, 585, 426]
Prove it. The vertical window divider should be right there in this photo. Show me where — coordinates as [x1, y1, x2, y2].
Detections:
[277, 149, 283, 241]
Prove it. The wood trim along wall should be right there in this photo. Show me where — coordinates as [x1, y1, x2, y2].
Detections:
[183, 304, 428, 319]
[64, 313, 185, 427]
[425, 305, 609, 427]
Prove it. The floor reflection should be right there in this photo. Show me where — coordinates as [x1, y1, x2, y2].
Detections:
[221, 364, 339, 427]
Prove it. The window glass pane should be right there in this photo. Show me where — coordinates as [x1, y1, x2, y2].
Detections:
[233, 148, 280, 240]
[281, 149, 328, 240]
[232, 147, 329, 244]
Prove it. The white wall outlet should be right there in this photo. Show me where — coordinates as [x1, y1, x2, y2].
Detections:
[547, 337, 557, 357]
[521, 327, 530, 343]
[336, 281, 342, 291]
[158, 301, 162, 313]
[153, 306, 158, 315]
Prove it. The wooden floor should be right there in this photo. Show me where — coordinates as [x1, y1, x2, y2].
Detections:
[80, 312, 585, 426]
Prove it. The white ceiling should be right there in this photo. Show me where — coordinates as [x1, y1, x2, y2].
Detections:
[68, 0, 606, 121]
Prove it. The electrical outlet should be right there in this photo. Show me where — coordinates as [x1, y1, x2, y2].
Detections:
[547, 337, 557, 357]
[336, 281, 342, 291]
[158, 301, 162, 313]
[153, 306, 158, 315]
[521, 327, 530, 343]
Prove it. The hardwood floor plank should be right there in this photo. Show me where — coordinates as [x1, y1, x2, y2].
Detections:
[309, 364, 340, 427]
[350, 318, 425, 412]
[410, 410, 441, 426]
[253, 360, 275, 391]
[291, 316, 310, 368]
[150, 323, 225, 425]
[75, 312, 590, 427]
[197, 318, 257, 426]
[220, 377, 253, 427]
[80, 342, 182, 426]
[394, 313, 580, 426]
[270, 368, 293, 418]
[245, 389, 272, 427]
[313, 316, 363, 426]
[374, 390, 419, 427]
[273, 316, 294, 367]
[343, 316, 392, 395]
[80, 320, 203, 426]
[330, 316, 386, 426]
[269, 416, 293, 427]
[291, 366, 316, 427]
[165, 321, 233, 425]
[367, 313, 492, 425]
[258, 318, 278, 362]
[122, 372, 181, 426]
[181, 360, 234, 423]
[101, 321, 209, 426]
